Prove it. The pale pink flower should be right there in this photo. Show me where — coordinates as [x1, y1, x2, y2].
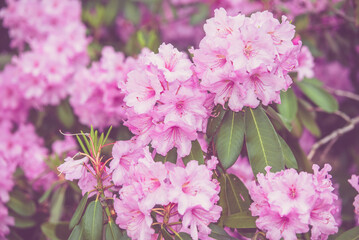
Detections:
[114, 196, 154, 240]
[168, 160, 219, 214]
[0, 203, 14, 240]
[296, 46, 314, 81]
[57, 156, 88, 181]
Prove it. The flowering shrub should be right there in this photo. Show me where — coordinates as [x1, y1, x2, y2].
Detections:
[1, 0, 359, 240]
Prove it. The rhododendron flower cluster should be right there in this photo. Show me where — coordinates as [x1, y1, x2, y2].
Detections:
[123, 43, 211, 157]
[249, 164, 339, 240]
[0, 0, 83, 49]
[110, 141, 221, 240]
[70, 46, 130, 129]
[348, 175, 359, 223]
[295, 45, 315, 81]
[0, 0, 89, 107]
[191, 8, 301, 111]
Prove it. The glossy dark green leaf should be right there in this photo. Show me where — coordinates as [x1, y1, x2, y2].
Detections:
[277, 88, 298, 121]
[41, 222, 71, 240]
[297, 78, 338, 113]
[336, 226, 359, 240]
[175, 232, 192, 240]
[105, 221, 122, 240]
[223, 211, 257, 229]
[68, 225, 84, 240]
[120, 231, 131, 240]
[7, 190, 36, 217]
[154, 147, 177, 164]
[82, 200, 103, 240]
[182, 140, 204, 165]
[264, 106, 292, 132]
[57, 100, 75, 129]
[206, 104, 226, 138]
[224, 174, 252, 215]
[208, 223, 238, 240]
[50, 185, 67, 223]
[161, 227, 173, 240]
[245, 107, 285, 175]
[278, 136, 298, 169]
[217, 174, 228, 227]
[215, 110, 245, 169]
[297, 100, 321, 137]
[69, 192, 89, 229]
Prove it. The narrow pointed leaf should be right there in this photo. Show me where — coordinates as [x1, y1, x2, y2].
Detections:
[105, 221, 122, 240]
[277, 88, 298, 121]
[68, 225, 84, 240]
[154, 147, 177, 164]
[81, 131, 91, 152]
[336, 226, 359, 240]
[103, 126, 113, 145]
[297, 78, 338, 113]
[217, 174, 228, 227]
[13, 216, 36, 228]
[76, 135, 89, 155]
[82, 200, 103, 240]
[182, 140, 204, 165]
[297, 100, 321, 137]
[278, 136, 298, 169]
[215, 110, 245, 169]
[206, 104, 226, 137]
[223, 211, 257, 229]
[69, 192, 89, 229]
[245, 107, 285, 175]
[39, 180, 64, 203]
[224, 174, 252, 215]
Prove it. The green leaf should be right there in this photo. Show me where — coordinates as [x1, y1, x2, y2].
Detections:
[207, 104, 227, 138]
[124, 2, 140, 25]
[215, 110, 245, 169]
[38, 180, 64, 204]
[245, 107, 285, 175]
[297, 78, 338, 113]
[208, 224, 238, 240]
[7, 190, 36, 217]
[104, 0, 120, 25]
[68, 225, 84, 240]
[190, 3, 209, 25]
[154, 147, 177, 164]
[69, 192, 89, 229]
[175, 232, 192, 240]
[57, 100, 75, 129]
[12, 215, 36, 228]
[277, 88, 298, 121]
[223, 211, 257, 229]
[103, 126, 113, 146]
[82, 200, 103, 240]
[224, 174, 252, 215]
[50, 185, 67, 223]
[278, 136, 298, 169]
[161, 227, 173, 240]
[41, 222, 71, 240]
[336, 226, 359, 240]
[264, 106, 292, 132]
[297, 99, 321, 137]
[105, 221, 123, 240]
[218, 174, 228, 227]
[182, 140, 204, 165]
[76, 134, 90, 156]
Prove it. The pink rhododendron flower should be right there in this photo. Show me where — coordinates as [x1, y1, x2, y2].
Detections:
[70, 46, 127, 129]
[192, 8, 300, 111]
[57, 156, 88, 181]
[296, 45, 315, 81]
[249, 165, 339, 240]
[0, 203, 13, 240]
[348, 175, 359, 222]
